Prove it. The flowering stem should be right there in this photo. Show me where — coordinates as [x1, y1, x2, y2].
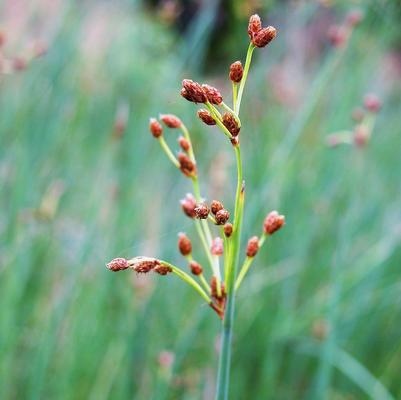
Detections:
[235, 43, 255, 115]
[205, 102, 233, 140]
[232, 82, 238, 112]
[180, 123, 196, 162]
[158, 137, 179, 168]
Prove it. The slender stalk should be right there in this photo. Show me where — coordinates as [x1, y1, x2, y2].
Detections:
[232, 82, 238, 112]
[180, 123, 196, 162]
[235, 43, 255, 115]
[158, 137, 179, 168]
[205, 102, 233, 140]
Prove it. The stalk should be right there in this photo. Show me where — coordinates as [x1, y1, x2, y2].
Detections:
[235, 43, 255, 115]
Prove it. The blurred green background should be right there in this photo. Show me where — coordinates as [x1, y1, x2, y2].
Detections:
[1, 0, 401, 399]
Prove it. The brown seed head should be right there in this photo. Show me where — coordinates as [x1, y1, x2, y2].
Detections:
[178, 152, 197, 177]
[149, 118, 163, 138]
[178, 232, 192, 256]
[160, 113, 182, 128]
[178, 136, 191, 152]
[263, 211, 285, 235]
[106, 257, 130, 272]
[222, 113, 240, 136]
[180, 193, 197, 218]
[346, 9, 364, 27]
[197, 109, 216, 126]
[181, 79, 207, 103]
[195, 203, 210, 219]
[246, 236, 260, 257]
[189, 260, 203, 276]
[211, 237, 224, 256]
[130, 256, 160, 273]
[154, 263, 173, 275]
[210, 200, 224, 215]
[252, 26, 277, 48]
[229, 61, 243, 83]
[363, 94, 381, 113]
[215, 209, 230, 225]
[202, 84, 223, 105]
[248, 14, 262, 40]
[224, 223, 233, 237]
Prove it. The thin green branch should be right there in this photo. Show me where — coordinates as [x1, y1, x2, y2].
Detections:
[158, 137, 179, 168]
[235, 43, 255, 115]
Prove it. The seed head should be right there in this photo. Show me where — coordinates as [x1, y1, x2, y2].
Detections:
[222, 113, 240, 136]
[106, 257, 130, 272]
[130, 256, 160, 273]
[224, 223, 233, 237]
[149, 118, 163, 138]
[178, 233, 192, 256]
[252, 26, 277, 48]
[189, 260, 203, 276]
[263, 211, 285, 235]
[215, 209, 230, 225]
[181, 79, 207, 103]
[211, 237, 224, 256]
[210, 200, 224, 215]
[178, 152, 197, 177]
[202, 84, 223, 105]
[363, 94, 381, 113]
[248, 14, 262, 40]
[195, 203, 210, 219]
[154, 263, 173, 275]
[160, 113, 182, 128]
[178, 136, 191, 152]
[180, 193, 197, 218]
[229, 61, 243, 83]
[246, 236, 260, 257]
[197, 109, 216, 126]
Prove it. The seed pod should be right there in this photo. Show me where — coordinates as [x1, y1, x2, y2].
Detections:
[130, 256, 160, 273]
[197, 109, 216, 126]
[263, 211, 285, 235]
[180, 193, 197, 218]
[154, 263, 173, 275]
[211, 237, 223, 256]
[252, 26, 277, 48]
[178, 136, 191, 152]
[210, 200, 224, 215]
[248, 14, 262, 40]
[189, 260, 203, 276]
[363, 94, 381, 113]
[215, 209, 230, 225]
[229, 61, 243, 83]
[246, 236, 260, 257]
[222, 113, 240, 136]
[106, 257, 130, 272]
[178, 152, 197, 177]
[181, 79, 207, 103]
[195, 203, 210, 219]
[160, 114, 182, 128]
[202, 84, 223, 105]
[224, 223, 233, 237]
[149, 118, 163, 138]
[178, 233, 192, 256]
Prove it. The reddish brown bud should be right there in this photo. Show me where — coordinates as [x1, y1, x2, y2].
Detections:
[248, 14, 262, 40]
[180, 193, 197, 218]
[195, 203, 210, 219]
[106, 257, 130, 272]
[154, 263, 173, 275]
[252, 26, 277, 48]
[363, 94, 381, 113]
[178, 233, 192, 256]
[197, 109, 216, 125]
[202, 84, 223, 105]
[210, 200, 224, 215]
[130, 256, 160, 273]
[181, 79, 207, 103]
[178, 152, 197, 177]
[346, 9, 364, 27]
[215, 209, 230, 225]
[189, 260, 203, 276]
[149, 118, 163, 138]
[353, 125, 369, 147]
[224, 223, 233, 237]
[160, 113, 182, 128]
[246, 236, 260, 257]
[229, 61, 243, 83]
[211, 237, 224, 256]
[211, 276, 226, 300]
[178, 136, 191, 152]
[328, 25, 347, 48]
[263, 211, 285, 235]
[222, 113, 240, 136]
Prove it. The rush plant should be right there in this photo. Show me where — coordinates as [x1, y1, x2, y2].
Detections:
[106, 14, 285, 400]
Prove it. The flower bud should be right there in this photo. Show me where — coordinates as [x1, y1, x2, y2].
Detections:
[178, 136, 191, 152]
[224, 223, 233, 237]
[130, 256, 160, 273]
[180, 193, 197, 218]
[248, 14, 262, 40]
[202, 84, 223, 105]
[106, 257, 130, 272]
[211, 237, 223, 256]
[197, 109, 216, 125]
[263, 211, 285, 235]
[252, 26, 277, 48]
[222, 113, 240, 136]
[210, 200, 224, 215]
[229, 61, 243, 83]
[246, 236, 259, 257]
[215, 209, 230, 225]
[178, 152, 197, 177]
[181, 79, 207, 103]
[154, 263, 173, 275]
[160, 113, 182, 128]
[195, 203, 210, 219]
[178, 233, 192, 256]
[189, 260, 203, 276]
[363, 94, 381, 113]
[353, 125, 369, 147]
[149, 118, 163, 138]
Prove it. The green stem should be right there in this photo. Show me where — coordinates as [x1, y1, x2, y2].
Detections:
[232, 82, 238, 112]
[235, 43, 255, 115]
[158, 137, 179, 168]
[180, 123, 196, 162]
[205, 102, 233, 140]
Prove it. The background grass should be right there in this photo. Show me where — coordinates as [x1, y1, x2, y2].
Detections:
[1, 0, 401, 399]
